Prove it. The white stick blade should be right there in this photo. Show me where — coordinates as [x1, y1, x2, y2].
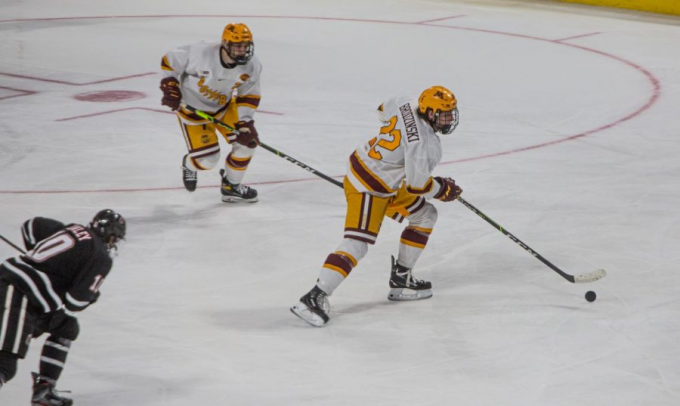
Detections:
[574, 268, 607, 283]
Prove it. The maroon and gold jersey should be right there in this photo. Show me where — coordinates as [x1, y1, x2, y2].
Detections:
[347, 95, 443, 198]
[161, 41, 262, 123]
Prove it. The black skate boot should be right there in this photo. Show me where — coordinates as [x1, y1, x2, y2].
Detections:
[181, 155, 197, 192]
[220, 169, 258, 203]
[290, 286, 330, 327]
[31, 372, 73, 406]
[388, 256, 433, 301]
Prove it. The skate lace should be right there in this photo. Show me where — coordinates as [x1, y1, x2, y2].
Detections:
[182, 166, 197, 181]
[396, 269, 423, 287]
[234, 183, 251, 195]
[312, 289, 330, 313]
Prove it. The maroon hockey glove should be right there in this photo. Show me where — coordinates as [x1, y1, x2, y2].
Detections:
[433, 176, 462, 202]
[160, 77, 181, 111]
[234, 120, 260, 148]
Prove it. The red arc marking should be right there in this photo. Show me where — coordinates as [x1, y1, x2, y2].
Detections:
[0, 14, 661, 195]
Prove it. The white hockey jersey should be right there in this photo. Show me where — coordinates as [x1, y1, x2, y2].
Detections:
[161, 41, 262, 121]
[347, 96, 443, 198]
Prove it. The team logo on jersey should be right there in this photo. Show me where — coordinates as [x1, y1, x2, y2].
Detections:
[399, 103, 420, 143]
[240, 74, 250, 81]
[197, 76, 228, 105]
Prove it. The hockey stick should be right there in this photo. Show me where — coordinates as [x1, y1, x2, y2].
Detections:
[0, 234, 26, 254]
[181, 106, 605, 283]
[181, 105, 343, 188]
[457, 197, 606, 284]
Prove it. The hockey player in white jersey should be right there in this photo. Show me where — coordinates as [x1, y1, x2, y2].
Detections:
[291, 86, 463, 327]
[160, 23, 262, 202]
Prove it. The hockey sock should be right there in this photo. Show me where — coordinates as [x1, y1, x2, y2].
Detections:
[224, 143, 256, 184]
[317, 239, 367, 295]
[39, 337, 71, 382]
[397, 227, 432, 269]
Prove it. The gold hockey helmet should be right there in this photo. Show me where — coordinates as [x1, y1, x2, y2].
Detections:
[222, 23, 253, 43]
[221, 23, 254, 65]
[418, 86, 457, 115]
[417, 86, 459, 135]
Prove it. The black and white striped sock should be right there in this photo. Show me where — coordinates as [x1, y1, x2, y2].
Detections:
[39, 336, 71, 381]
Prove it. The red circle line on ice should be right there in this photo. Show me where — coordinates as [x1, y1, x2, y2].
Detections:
[0, 14, 661, 195]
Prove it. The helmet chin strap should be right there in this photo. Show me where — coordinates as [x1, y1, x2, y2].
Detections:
[220, 45, 237, 68]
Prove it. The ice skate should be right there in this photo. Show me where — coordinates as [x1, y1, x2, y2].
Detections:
[387, 256, 433, 301]
[291, 286, 330, 327]
[181, 155, 197, 192]
[31, 372, 73, 406]
[220, 169, 258, 203]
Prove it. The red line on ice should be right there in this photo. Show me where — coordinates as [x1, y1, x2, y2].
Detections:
[0, 14, 661, 194]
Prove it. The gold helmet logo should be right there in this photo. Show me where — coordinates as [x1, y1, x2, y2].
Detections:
[418, 86, 457, 115]
[222, 23, 253, 43]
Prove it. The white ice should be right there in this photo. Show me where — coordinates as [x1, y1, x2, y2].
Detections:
[1, 0, 680, 405]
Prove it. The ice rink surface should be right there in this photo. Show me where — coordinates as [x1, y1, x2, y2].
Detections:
[1, 0, 679, 404]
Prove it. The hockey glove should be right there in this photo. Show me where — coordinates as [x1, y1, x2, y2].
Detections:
[160, 77, 182, 111]
[433, 176, 462, 202]
[234, 120, 260, 148]
[46, 310, 80, 340]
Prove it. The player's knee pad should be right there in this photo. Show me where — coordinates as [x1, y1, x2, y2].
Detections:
[0, 351, 18, 383]
[336, 238, 369, 263]
[408, 202, 438, 229]
[48, 313, 79, 342]
[230, 141, 257, 158]
[188, 149, 220, 171]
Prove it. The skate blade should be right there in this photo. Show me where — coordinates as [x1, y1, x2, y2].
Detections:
[290, 303, 327, 327]
[221, 196, 259, 203]
[388, 288, 433, 301]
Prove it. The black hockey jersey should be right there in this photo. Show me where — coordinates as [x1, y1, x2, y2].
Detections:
[0, 217, 112, 313]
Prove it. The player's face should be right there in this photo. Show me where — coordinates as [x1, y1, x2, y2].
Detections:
[222, 41, 254, 65]
[437, 110, 454, 128]
[432, 109, 458, 135]
[229, 42, 249, 57]
[222, 41, 249, 59]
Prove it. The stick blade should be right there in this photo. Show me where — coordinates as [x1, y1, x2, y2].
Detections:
[574, 268, 607, 284]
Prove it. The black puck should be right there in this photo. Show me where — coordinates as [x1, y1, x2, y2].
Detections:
[585, 291, 596, 302]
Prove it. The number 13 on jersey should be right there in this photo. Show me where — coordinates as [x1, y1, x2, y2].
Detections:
[368, 116, 402, 160]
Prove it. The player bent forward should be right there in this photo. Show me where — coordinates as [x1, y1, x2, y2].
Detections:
[160, 23, 263, 202]
[0, 210, 126, 405]
[291, 86, 463, 327]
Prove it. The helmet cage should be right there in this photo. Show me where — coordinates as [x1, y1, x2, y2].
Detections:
[432, 107, 459, 135]
[89, 209, 126, 257]
[222, 41, 254, 65]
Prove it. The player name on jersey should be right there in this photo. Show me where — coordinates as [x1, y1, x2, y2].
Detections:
[399, 103, 420, 143]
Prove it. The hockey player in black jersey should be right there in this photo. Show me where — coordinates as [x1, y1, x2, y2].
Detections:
[0, 209, 126, 406]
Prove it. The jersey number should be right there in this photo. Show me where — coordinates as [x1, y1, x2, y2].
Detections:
[28, 232, 75, 263]
[90, 275, 105, 293]
[368, 116, 402, 160]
